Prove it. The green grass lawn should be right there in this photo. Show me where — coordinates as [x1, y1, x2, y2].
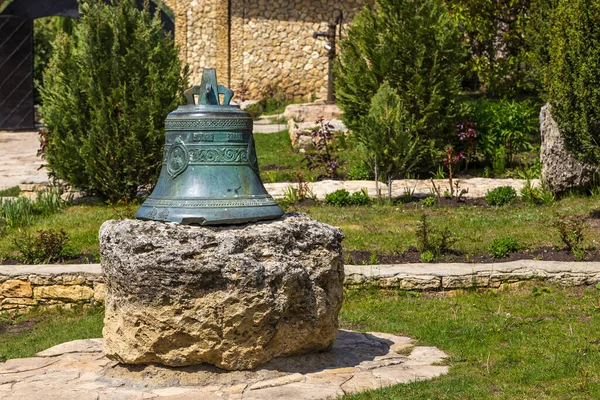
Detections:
[0, 186, 21, 197]
[295, 194, 600, 256]
[1, 285, 599, 399]
[340, 285, 600, 399]
[254, 130, 318, 182]
[0, 306, 104, 361]
[1, 195, 600, 262]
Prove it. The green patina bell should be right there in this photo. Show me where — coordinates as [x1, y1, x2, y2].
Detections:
[136, 68, 283, 225]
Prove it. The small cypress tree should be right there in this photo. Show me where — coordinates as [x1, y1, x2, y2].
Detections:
[335, 0, 464, 148]
[546, 0, 600, 165]
[41, 0, 186, 201]
[358, 83, 421, 198]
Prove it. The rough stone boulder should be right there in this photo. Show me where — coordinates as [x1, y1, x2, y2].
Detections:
[540, 104, 598, 195]
[99, 213, 344, 370]
[288, 119, 347, 151]
[284, 103, 347, 151]
[283, 102, 343, 123]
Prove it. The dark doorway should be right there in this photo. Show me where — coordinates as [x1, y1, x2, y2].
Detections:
[0, 16, 34, 130]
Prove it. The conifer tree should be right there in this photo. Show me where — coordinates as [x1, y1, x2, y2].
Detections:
[335, 0, 464, 153]
[547, 0, 600, 165]
[41, 0, 186, 200]
[358, 83, 421, 198]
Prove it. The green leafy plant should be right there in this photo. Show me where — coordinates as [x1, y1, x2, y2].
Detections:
[336, 0, 464, 174]
[488, 236, 521, 259]
[486, 186, 517, 206]
[369, 252, 379, 265]
[447, 0, 538, 96]
[0, 197, 33, 229]
[12, 229, 74, 264]
[40, 0, 187, 201]
[420, 250, 436, 263]
[521, 179, 555, 205]
[552, 213, 587, 257]
[415, 214, 456, 257]
[419, 196, 437, 207]
[460, 98, 538, 169]
[325, 189, 371, 207]
[347, 162, 373, 180]
[279, 174, 316, 207]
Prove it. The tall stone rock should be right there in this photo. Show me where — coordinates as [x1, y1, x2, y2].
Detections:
[540, 104, 598, 195]
[99, 214, 344, 370]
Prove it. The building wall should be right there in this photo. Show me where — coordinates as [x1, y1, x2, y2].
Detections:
[170, 0, 369, 100]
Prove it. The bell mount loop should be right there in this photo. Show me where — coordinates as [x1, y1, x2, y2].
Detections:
[183, 68, 234, 106]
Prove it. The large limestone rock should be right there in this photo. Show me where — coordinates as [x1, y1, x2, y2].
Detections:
[284, 103, 347, 151]
[99, 213, 344, 370]
[288, 119, 347, 151]
[283, 103, 343, 123]
[540, 104, 598, 194]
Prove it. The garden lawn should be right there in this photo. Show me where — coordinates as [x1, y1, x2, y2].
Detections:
[340, 285, 600, 399]
[0, 306, 104, 361]
[0, 203, 126, 261]
[296, 194, 600, 257]
[2, 195, 600, 262]
[1, 285, 598, 399]
[254, 130, 316, 182]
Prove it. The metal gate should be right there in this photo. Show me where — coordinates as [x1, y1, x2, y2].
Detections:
[0, 16, 34, 130]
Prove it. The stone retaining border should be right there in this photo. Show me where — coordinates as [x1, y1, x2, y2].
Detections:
[2, 260, 600, 311]
[0, 264, 104, 312]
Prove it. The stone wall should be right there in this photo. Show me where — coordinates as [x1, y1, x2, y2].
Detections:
[169, 0, 370, 99]
[4, 260, 600, 312]
[0, 266, 104, 312]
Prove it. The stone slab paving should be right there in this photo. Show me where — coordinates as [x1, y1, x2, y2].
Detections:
[0, 131, 49, 190]
[264, 178, 541, 200]
[0, 330, 448, 400]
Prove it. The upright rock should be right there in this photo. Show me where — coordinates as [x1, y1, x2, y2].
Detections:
[540, 104, 598, 195]
[99, 213, 344, 370]
[284, 103, 347, 151]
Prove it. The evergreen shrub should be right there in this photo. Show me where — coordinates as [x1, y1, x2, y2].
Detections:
[40, 0, 186, 201]
[547, 0, 600, 165]
[335, 0, 464, 172]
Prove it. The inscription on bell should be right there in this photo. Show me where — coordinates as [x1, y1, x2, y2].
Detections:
[228, 132, 244, 142]
[193, 132, 214, 142]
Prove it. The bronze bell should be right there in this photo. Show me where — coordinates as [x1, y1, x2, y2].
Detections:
[136, 68, 283, 225]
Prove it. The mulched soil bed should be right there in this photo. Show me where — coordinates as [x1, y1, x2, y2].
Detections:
[346, 246, 600, 265]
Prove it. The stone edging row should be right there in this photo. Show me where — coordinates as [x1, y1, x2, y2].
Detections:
[1, 260, 599, 311]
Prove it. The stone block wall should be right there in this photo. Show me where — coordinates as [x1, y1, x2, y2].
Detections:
[0, 273, 104, 312]
[166, 0, 370, 100]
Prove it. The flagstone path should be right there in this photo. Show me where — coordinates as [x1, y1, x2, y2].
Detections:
[0, 330, 448, 400]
